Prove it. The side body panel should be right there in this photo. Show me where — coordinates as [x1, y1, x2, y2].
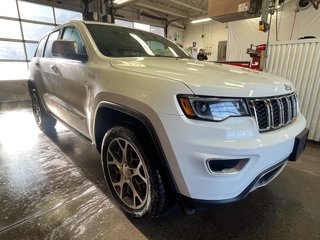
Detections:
[49, 58, 90, 137]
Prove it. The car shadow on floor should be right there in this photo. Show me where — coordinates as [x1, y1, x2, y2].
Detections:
[132, 184, 304, 240]
[42, 123, 307, 240]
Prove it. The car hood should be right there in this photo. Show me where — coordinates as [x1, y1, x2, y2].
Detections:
[109, 57, 295, 97]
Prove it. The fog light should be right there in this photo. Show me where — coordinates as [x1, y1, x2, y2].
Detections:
[206, 158, 249, 174]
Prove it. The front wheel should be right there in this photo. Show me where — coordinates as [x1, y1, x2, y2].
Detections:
[101, 126, 168, 218]
[31, 90, 56, 132]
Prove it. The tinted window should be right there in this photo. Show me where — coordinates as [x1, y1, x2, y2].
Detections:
[44, 31, 59, 58]
[62, 27, 86, 55]
[35, 37, 47, 57]
[85, 24, 190, 58]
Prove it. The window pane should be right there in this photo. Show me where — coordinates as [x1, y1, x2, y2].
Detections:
[0, 41, 25, 60]
[26, 43, 38, 60]
[55, 8, 82, 24]
[18, 1, 54, 23]
[151, 26, 164, 37]
[0, 0, 18, 18]
[134, 22, 150, 32]
[44, 31, 59, 57]
[35, 37, 47, 57]
[115, 19, 133, 28]
[0, 19, 22, 39]
[22, 22, 54, 41]
[86, 24, 191, 58]
[0, 62, 29, 80]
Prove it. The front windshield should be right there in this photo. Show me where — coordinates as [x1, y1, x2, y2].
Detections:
[85, 23, 191, 59]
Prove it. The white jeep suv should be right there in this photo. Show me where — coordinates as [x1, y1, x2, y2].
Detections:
[29, 20, 308, 218]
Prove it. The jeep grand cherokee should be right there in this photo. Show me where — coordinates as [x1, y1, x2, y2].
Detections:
[29, 20, 308, 218]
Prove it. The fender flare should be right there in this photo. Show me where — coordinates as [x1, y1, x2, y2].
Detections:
[94, 101, 180, 197]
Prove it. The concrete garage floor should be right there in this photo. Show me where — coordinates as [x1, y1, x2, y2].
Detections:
[0, 102, 319, 240]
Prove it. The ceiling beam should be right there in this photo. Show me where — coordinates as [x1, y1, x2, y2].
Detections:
[141, 8, 162, 15]
[135, 2, 187, 18]
[171, 21, 185, 29]
[168, 0, 207, 13]
[114, 0, 141, 9]
[23, 0, 83, 11]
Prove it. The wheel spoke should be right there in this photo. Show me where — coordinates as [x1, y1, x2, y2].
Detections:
[135, 191, 143, 206]
[132, 161, 147, 183]
[128, 181, 143, 208]
[107, 149, 121, 169]
[112, 178, 125, 199]
[117, 139, 128, 164]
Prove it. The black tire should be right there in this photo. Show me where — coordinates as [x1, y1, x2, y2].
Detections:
[31, 89, 56, 133]
[101, 126, 168, 218]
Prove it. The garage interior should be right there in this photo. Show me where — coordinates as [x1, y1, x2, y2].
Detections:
[0, 0, 319, 239]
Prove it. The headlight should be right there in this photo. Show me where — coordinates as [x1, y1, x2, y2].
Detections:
[177, 95, 249, 121]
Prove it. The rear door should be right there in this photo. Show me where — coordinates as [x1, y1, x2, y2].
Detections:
[38, 30, 61, 112]
[30, 30, 59, 111]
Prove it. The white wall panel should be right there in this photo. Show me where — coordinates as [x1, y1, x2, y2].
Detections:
[227, 1, 320, 61]
[266, 39, 320, 141]
[183, 21, 228, 61]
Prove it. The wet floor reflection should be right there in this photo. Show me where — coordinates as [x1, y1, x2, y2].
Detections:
[0, 108, 135, 239]
[0, 104, 319, 240]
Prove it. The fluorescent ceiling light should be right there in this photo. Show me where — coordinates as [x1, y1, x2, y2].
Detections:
[114, 0, 130, 4]
[191, 18, 212, 24]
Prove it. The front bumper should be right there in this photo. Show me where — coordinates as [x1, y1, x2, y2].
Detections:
[158, 112, 307, 201]
[179, 158, 288, 208]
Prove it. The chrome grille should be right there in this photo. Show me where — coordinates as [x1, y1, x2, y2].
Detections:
[248, 94, 298, 132]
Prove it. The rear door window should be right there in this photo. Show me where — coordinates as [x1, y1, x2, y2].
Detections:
[35, 36, 47, 57]
[44, 30, 59, 58]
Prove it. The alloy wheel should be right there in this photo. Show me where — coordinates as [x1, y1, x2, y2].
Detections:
[106, 137, 149, 209]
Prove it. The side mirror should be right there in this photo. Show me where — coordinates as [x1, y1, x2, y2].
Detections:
[52, 40, 88, 62]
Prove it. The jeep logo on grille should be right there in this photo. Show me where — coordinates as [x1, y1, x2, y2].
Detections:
[284, 84, 292, 91]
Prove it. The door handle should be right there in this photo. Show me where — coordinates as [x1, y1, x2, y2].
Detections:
[50, 65, 58, 72]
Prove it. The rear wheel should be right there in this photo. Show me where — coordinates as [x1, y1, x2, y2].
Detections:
[101, 126, 168, 218]
[31, 90, 56, 132]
